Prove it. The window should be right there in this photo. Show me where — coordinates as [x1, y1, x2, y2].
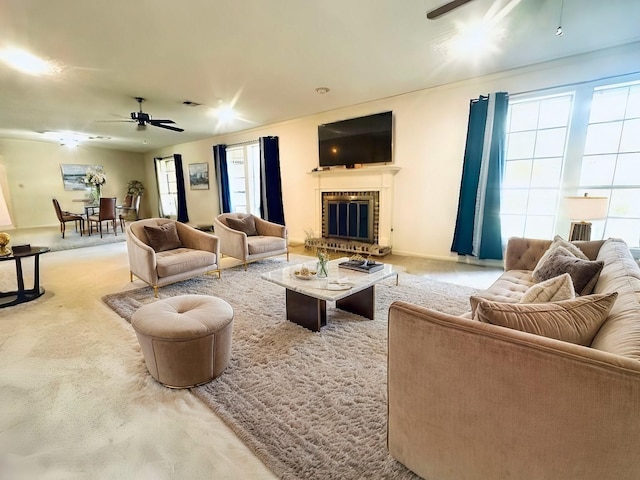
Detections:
[579, 81, 640, 245]
[502, 94, 573, 240]
[226, 142, 261, 215]
[501, 77, 640, 249]
[155, 157, 178, 217]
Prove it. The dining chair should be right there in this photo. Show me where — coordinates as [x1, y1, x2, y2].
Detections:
[88, 197, 118, 238]
[52, 198, 85, 238]
[117, 194, 141, 232]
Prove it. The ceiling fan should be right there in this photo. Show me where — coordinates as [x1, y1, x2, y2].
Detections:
[426, 0, 475, 19]
[129, 97, 184, 132]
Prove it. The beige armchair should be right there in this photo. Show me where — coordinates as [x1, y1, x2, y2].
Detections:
[126, 218, 221, 297]
[214, 213, 288, 270]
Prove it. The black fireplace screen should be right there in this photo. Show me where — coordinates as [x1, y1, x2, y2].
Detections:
[323, 193, 376, 243]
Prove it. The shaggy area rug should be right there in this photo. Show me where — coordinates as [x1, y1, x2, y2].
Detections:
[103, 256, 479, 480]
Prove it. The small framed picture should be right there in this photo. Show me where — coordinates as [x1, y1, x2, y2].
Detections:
[188, 163, 210, 190]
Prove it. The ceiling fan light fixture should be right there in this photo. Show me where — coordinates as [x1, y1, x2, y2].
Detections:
[0, 46, 60, 76]
[43, 130, 88, 146]
[136, 123, 147, 131]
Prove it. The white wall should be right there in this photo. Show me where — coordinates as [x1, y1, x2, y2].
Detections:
[0, 139, 146, 228]
[142, 141, 221, 226]
[145, 42, 640, 259]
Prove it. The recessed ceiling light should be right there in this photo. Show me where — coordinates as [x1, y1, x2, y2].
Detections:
[0, 47, 60, 76]
[315, 87, 330, 94]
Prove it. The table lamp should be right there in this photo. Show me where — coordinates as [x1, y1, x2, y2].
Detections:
[564, 193, 608, 241]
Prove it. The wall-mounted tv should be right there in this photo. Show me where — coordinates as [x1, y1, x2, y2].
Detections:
[318, 111, 392, 168]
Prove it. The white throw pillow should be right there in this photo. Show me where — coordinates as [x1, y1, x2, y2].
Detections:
[520, 272, 575, 303]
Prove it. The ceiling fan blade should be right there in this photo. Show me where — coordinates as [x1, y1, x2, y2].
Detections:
[148, 119, 176, 124]
[426, 0, 475, 19]
[149, 121, 184, 132]
[95, 119, 135, 123]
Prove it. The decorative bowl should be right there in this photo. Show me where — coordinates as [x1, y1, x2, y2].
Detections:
[293, 266, 316, 280]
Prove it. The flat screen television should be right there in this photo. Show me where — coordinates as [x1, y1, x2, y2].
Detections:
[318, 111, 392, 168]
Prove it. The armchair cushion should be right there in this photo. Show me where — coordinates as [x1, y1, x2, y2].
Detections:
[226, 215, 258, 236]
[156, 248, 218, 277]
[144, 223, 183, 252]
[474, 292, 617, 346]
[247, 236, 287, 255]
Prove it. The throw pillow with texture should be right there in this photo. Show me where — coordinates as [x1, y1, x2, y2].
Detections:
[474, 292, 617, 346]
[533, 235, 589, 277]
[226, 215, 258, 236]
[533, 246, 604, 295]
[520, 273, 575, 303]
[143, 223, 183, 252]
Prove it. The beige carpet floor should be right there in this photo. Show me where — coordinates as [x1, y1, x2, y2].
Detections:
[0, 242, 277, 480]
[0, 242, 498, 479]
[103, 256, 479, 480]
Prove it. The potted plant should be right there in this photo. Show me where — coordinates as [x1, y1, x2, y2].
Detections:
[126, 180, 145, 196]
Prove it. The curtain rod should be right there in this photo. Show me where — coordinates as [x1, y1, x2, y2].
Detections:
[154, 154, 175, 160]
[225, 139, 259, 148]
[511, 70, 640, 97]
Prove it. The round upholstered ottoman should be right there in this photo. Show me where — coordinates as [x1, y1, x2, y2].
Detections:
[131, 294, 234, 388]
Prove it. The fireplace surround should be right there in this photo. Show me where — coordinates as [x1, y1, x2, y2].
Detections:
[306, 165, 400, 256]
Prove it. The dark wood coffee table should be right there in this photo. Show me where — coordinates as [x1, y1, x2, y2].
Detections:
[261, 257, 403, 331]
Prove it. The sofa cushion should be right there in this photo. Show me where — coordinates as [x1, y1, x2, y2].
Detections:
[474, 292, 618, 346]
[520, 272, 575, 303]
[227, 215, 258, 236]
[533, 246, 604, 295]
[470, 270, 535, 315]
[144, 222, 183, 252]
[156, 248, 217, 278]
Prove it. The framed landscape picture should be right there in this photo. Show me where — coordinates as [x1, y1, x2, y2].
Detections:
[189, 163, 209, 190]
[60, 164, 101, 191]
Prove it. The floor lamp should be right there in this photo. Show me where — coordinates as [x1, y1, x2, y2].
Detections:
[0, 183, 13, 256]
[564, 194, 608, 241]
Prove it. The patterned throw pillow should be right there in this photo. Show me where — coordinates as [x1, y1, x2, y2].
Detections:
[533, 246, 604, 295]
[474, 292, 618, 346]
[520, 272, 575, 303]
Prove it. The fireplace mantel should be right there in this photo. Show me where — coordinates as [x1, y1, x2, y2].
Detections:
[307, 165, 401, 177]
[310, 165, 400, 248]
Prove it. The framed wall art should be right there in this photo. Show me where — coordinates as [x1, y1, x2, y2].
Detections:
[60, 164, 102, 191]
[188, 163, 209, 190]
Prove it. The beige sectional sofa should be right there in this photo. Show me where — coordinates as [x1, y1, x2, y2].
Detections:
[388, 237, 640, 480]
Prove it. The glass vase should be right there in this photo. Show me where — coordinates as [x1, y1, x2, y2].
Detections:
[316, 260, 328, 278]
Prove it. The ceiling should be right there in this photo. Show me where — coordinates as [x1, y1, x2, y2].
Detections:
[1, 0, 639, 153]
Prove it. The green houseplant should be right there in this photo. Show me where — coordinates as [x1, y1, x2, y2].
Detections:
[126, 180, 145, 196]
